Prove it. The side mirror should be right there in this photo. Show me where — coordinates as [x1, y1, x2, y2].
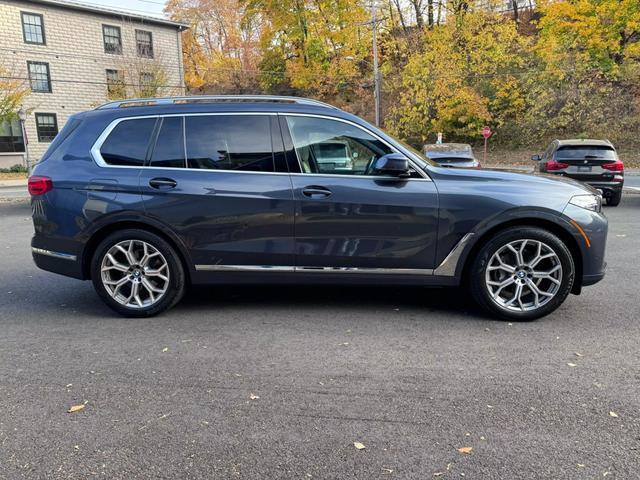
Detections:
[373, 153, 410, 177]
[531, 154, 542, 162]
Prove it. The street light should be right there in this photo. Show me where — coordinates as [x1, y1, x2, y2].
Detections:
[17, 106, 31, 176]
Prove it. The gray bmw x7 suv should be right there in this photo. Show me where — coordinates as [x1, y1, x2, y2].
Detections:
[29, 96, 608, 320]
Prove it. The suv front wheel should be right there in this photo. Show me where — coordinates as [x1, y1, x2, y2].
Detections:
[90, 229, 186, 317]
[469, 227, 575, 321]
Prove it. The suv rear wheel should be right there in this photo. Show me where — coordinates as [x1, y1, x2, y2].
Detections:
[90, 229, 186, 317]
[469, 227, 575, 321]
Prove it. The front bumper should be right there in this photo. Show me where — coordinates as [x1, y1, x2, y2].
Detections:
[562, 203, 608, 288]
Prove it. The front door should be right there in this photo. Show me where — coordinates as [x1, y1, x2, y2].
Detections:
[139, 113, 295, 269]
[282, 114, 439, 271]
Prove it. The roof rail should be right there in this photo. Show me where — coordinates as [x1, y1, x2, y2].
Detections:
[95, 95, 339, 110]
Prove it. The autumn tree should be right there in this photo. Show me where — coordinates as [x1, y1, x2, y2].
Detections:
[0, 66, 30, 120]
[387, 6, 530, 144]
[517, 0, 640, 144]
[165, 0, 262, 93]
[244, 0, 371, 105]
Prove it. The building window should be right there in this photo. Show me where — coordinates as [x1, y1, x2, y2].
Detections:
[136, 30, 153, 58]
[0, 119, 25, 153]
[103, 25, 122, 54]
[106, 69, 126, 98]
[139, 72, 157, 96]
[21, 12, 45, 45]
[35, 113, 58, 142]
[27, 61, 51, 93]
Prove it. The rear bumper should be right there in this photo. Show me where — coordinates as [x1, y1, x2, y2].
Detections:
[585, 181, 623, 195]
[31, 237, 85, 280]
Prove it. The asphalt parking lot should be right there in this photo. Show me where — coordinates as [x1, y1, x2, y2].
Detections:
[0, 196, 639, 479]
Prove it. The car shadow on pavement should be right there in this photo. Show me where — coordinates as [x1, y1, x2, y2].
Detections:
[180, 284, 484, 319]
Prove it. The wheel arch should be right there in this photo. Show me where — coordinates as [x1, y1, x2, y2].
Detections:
[459, 217, 583, 294]
[81, 220, 193, 283]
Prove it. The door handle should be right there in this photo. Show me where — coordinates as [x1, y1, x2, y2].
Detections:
[149, 177, 177, 190]
[302, 186, 332, 199]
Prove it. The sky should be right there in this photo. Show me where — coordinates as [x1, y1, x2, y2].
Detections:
[76, 0, 168, 19]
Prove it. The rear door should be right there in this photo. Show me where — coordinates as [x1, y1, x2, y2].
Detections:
[139, 113, 295, 270]
[282, 114, 439, 272]
[554, 145, 619, 182]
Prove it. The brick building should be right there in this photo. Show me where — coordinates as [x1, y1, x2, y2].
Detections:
[0, 0, 187, 167]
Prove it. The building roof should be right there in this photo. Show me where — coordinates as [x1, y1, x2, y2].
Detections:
[20, 0, 189, 29]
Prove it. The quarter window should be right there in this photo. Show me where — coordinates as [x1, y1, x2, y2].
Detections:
[285, 116, 393, 175]
[185, 115, 274, 172]
[103, 25, 122, 54]
[27, 61, 51, 93]
[136, 30, 153, 58]
[150, 117, 185, 168]
[99, 118, 156, 166]
[21, 12, 45, 44]
[35, 113, 58, 142]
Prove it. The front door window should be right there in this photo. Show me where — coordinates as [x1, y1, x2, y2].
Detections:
[285, 116, 394, 176]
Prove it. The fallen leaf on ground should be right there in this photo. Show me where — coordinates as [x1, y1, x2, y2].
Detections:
[567, 363, 577, 367]
[458, 447, 473, 454]
[249, 394, 260, 400]
[67, 404, 85, 413]
[161, 347, 168, 352]
[609, 411, 618, 418]
[433, 472, 445, 477]
[574, 352, 583, 357]
[382, 468, 393, 474]
[354, 442, 366, 450]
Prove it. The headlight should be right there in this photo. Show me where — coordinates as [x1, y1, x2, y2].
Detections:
[569, 194, 602, 212]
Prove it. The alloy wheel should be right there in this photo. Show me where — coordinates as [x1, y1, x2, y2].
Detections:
[485, 239, 563, 312]
[100, 240, 170, 309]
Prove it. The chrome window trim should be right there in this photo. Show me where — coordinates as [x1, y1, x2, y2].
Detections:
[282, 113, 431, 181]
[90, 112, 431, 181]
[32, 247, 77, 261]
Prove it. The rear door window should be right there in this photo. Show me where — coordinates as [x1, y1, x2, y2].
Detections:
[185, 115, 274, 172]
[100, 118, 156, 166]
[149, 117, 185, 168]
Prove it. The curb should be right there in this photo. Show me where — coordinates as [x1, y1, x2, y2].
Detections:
[0, 179, 27, 187]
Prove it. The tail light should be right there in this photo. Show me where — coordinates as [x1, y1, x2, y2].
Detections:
[602, 160, 624, 172]
[28, 176, 53, 195]
[545, 160, 569, 171]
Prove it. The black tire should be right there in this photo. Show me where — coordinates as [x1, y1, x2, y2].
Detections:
[469, 227, 575, 321]
[606, 190, 622, 207]
[90, 229, 186, 317]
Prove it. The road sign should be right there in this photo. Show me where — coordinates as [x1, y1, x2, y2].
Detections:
[482, 126, 492, 139]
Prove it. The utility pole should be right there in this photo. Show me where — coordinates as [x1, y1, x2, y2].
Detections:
[371, 1, 381, 127]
